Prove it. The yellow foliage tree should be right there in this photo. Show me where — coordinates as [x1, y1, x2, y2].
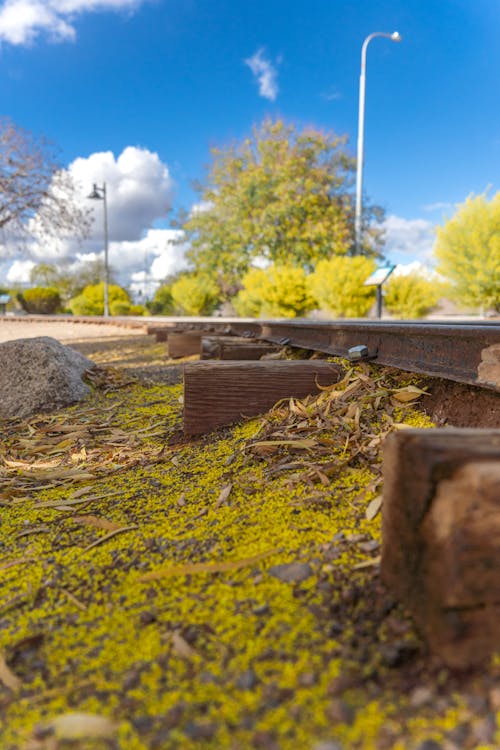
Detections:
[384, 272, 441, 319]
[434, 193, 500, 311]
[307, 256, 376, 317]
[183, 118, 384, 298]
[170, 274, 220, 316]
[233, 265, 315, 318]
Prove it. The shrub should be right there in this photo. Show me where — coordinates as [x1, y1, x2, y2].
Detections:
[233, 265, 315, 318]
[384, 272, 442, 319]
[307, 256, 377, 317]
[20, 287, 62, 314]
[149, 284, 175, 315]
[170, 274, 220, 316]
[68, 283, 130, 316]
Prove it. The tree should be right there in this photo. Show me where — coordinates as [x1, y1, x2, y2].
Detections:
[18, 287, 61, 314]
[233, 265, 315, 318]
[183, 117, 384, 297]
[307, 256, 377, 317]
[30, 259, 111, 305]
[384, 272, 442, 319]
[69, 283, 130, 316]
[434, 193, 500, 312]
[170, 274, 220, 316]
[0, 118, 90, 244]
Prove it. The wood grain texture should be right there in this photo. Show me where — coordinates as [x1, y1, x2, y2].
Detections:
[183, 360, 341, 435]
[381, 428, 500, 667]
[167, 332, 203, 358]
[200, 336, 280, 360]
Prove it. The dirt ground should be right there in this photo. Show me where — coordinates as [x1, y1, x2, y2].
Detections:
[2, 323, 500, 749]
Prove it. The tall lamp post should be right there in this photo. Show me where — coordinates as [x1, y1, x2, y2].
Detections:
[87, 182, 110, 317]
[354, 31, 401, 255]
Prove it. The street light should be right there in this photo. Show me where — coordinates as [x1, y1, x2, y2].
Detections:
[354, 30, 401, 255]
[87, 182, 110, 317]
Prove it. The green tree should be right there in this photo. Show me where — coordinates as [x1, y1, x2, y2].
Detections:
[170, 274, 220, 316]
[233, 264, 315, 318]
[69, 283, 130, 316]
[434, 193, 500, 312]
[183, 117, 383, 297]
[307, 256, 377, 317]
[30, 259, 112, 305]
[18, 287, 62, 314]
[384, 272, 441, 319]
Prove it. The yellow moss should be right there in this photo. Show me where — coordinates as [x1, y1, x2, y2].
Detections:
[1, 364, 494, 749]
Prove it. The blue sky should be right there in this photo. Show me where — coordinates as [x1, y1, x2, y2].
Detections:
[1, 0, 499, 292]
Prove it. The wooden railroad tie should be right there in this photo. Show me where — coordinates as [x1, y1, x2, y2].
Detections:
[200, 335, 281, 360]
[167, 331, 204, 358]
[183, 360, 342, 435]
[381, 428, 500, 668]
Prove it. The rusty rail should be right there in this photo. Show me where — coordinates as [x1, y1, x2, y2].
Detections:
[1, 315, 499, 391]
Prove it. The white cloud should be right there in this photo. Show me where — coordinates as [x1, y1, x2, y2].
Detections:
[0, 145, 181, 291]
[382, 214, 436, 265]
[421, 201, 455, 213]
[6, 258, 35, 283]
[69, 146, 174, 242]
[245, 48, 279, 101]
[0, 0, 145, 45]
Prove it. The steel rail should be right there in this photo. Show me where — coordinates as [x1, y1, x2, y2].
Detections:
[2, 315, 500, 391]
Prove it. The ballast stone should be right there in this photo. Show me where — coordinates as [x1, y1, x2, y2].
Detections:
[0, 336, 95, 419]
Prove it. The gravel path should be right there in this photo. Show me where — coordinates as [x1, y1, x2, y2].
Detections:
[0, 318, 146, 344]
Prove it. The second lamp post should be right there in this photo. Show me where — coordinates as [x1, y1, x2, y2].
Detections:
[87, 182, 110, 317]
[354, 31, 401, 255]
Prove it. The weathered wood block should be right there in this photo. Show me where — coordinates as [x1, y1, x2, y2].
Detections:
[381, 428, 500, 668]
[183, 360, 342, 435]
[167, 331, 203, 358]
[200, 335, 280, 360]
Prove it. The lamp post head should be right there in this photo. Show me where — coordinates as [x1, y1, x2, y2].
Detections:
[87, 183, 103, 201]
[391, 31, 402, 42]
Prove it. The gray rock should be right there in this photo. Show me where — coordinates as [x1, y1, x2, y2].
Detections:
[268, 562, 314, 583]
[0, 336, 95, 419]
[313, 742, 344, 750]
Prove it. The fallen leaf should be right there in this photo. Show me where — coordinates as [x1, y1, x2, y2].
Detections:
[215, 483, 232, 508]
[139, 548, 278, 581]
[80, 525, 138, 553]
[42, 712, 118, 740]
[170, 631, 198, 659]
[365, 495, 383, 521]
[0, 652, 21, 691]
[353, 555, 381, 570]
[391, 385, 428, 402]
[72, 515, 122, 532]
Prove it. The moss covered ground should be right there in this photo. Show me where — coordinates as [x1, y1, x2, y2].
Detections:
[1, 337, 499, 750]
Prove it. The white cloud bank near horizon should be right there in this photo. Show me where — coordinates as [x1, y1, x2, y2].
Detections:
[382, 214, 436, 266]
[1, 145, 189, 298]
[0, 0, 146, 45]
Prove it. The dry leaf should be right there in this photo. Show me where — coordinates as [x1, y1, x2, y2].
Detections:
[170, 631, 198, 659]
[72, 515, 122, 532]
[215, 483, 232, 508]
[353, 555, 381, 570]
[80, 525, 138, 553]
[365, 495, 383, 521]
[0, 652, 21, 691]
[391, 385, 428, 402]
[139, 548, 277, 581]
[43, 712, 117, 740]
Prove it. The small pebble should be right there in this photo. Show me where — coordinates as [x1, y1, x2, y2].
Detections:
[414, 741, 443, 750]
[313, 742, 344, 750]
[409, 686, 434, 708]
[236, 668, 258, 690]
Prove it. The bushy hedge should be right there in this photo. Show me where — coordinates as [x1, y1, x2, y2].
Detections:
[19, 287, 62, 314]
[68, 283, 130, 316]
[233, 265, 315, 318]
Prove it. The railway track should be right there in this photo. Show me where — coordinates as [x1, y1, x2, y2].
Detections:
[2, 314, 500, 391]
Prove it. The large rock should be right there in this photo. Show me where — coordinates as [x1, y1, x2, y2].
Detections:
[0, 336, 95, 419]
